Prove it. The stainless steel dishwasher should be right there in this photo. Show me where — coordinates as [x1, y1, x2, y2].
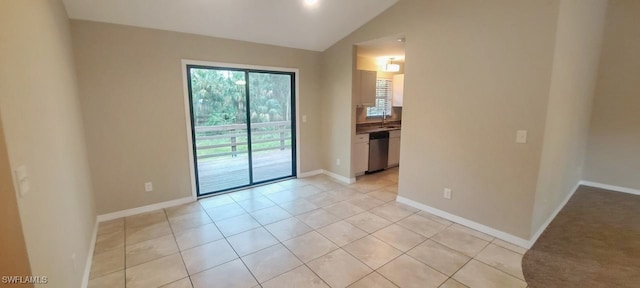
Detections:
[368, 131, 389, 173]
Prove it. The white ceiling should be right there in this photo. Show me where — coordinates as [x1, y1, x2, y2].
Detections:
[62, 0, 399, 51]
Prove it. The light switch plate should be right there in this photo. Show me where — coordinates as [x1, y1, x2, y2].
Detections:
[302, 115, 307, 123]
[444, 188, 452, 200]
[516, 130, 528, 144]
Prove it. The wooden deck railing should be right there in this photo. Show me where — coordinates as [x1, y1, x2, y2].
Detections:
[194, 121, 292, 159]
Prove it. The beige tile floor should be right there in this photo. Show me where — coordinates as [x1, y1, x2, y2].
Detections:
[88, 168, 529, 288]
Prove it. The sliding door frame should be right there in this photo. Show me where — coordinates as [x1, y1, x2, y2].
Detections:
[181, 60, 300, 199]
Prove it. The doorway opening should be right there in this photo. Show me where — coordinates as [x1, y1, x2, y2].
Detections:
[185, 64, 297, 197]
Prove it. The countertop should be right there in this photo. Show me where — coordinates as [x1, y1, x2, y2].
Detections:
[356, 126, 401, 134]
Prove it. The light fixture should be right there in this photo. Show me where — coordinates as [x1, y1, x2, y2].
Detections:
[304, 0, 318, 6]
[384, 58, 400, 72]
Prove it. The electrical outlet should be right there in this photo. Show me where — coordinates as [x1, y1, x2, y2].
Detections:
[443, 188, 452, 200]
[302, 115, 308, 123]
[145, 182, 153, 192]
[336, 158, 341, 166]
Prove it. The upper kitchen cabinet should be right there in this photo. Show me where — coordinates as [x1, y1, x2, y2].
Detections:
[354, 70, 377, 106]
[392, 74, 404, 107]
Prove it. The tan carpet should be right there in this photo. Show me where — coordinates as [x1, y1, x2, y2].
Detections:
[522, 185, 640, 288]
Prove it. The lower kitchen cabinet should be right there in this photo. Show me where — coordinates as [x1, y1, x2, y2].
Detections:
[353, 133, 369, 175]
[388, 130, 401, 167]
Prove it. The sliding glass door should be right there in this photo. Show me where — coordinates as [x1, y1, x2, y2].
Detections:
[248, 72, 295, 183]
[187, 65, 296, 196]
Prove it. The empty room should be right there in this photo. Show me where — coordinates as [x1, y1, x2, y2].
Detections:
[1, 0, 638, 287]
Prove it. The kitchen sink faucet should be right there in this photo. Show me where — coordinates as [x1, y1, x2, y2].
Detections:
[381, 101, 388, 127]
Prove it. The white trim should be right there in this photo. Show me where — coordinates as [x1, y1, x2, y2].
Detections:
[182, 59, 300, 75]
[528, 180, 639, 247]
[528, 181, 581, 248]
[294, 72, 301, 179]
[396, 196, 531, 249]
[97, 197, 194, 222]
[81, 220, 98, 288]
[180, 59, 301, 198]
[298, 169, 323, 178]
[580, 180, 640, 196]
[322, 169, 356, 184]
[396, 180, 639, 250]
[181, 62, 198, 201]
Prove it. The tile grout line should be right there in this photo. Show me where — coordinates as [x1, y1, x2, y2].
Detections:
[256, 199, 345, 288]
[96, 172, 437, 287]
[274, 197, 365, 286]
[472, 249, 527, 282]
[123, 217, 128, 288]
[358, 207, 462, 287]
[118, 170, 525, 287]
[295, 194, 421, 286]
[338, 173, 408, 287]
[120, 219, 176, 269]
[232, 179, 371, 286]
[202, 187, 400, 283]
[165, 207, 197, 288]
[235, 194, 327, 286]
[197, 195, 268, 286]
[87, 221, 126, 282]
[340, 242, 404, 287]
[207, 210, 263, 287]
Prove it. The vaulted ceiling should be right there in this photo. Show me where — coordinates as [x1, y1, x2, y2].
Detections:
[62, 0, 399, 51]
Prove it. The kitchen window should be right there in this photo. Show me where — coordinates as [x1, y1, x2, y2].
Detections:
[367, 78, 392, 117]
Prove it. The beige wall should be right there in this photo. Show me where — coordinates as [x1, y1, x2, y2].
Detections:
[531, 0, 608, 235]
[0, 0, 96, 287]
[322, 0, 561, 238]
[321, 43, 356, 179]
[71, 21, 323, 214]
[0, 117, 33, 287]
[585, 0, 640, 190]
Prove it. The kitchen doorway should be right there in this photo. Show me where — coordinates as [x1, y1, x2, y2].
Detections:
[185, 64, 297, 197]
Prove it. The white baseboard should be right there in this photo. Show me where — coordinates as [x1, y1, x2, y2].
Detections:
[397, 179, 640, 250]
[97, 196, 194, 222]
[580, 180, 640, 196]
[322, 170, 356, 184]
[529, 180, 639, 247]
[81, 220, 98, 288]
[528, 181, 581, 248]
[297, 168, 355, 184]
[298, 169, 323, 178]
[396, 196, 532, 249]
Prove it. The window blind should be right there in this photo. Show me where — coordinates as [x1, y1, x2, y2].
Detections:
[367, 78, 393, 117]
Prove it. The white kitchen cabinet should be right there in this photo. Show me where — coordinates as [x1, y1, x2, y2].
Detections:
[354, 70, 377, 106]
[392, 74, 404, 107]
[353, 133, 369, 175]
[388, 130, 401, 167]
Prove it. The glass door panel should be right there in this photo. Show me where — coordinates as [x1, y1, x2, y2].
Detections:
[188, 67, 250, 193]
[248, 72, 295, 183]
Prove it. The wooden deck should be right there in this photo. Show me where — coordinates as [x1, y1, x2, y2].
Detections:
[197, 148, 294, 194]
